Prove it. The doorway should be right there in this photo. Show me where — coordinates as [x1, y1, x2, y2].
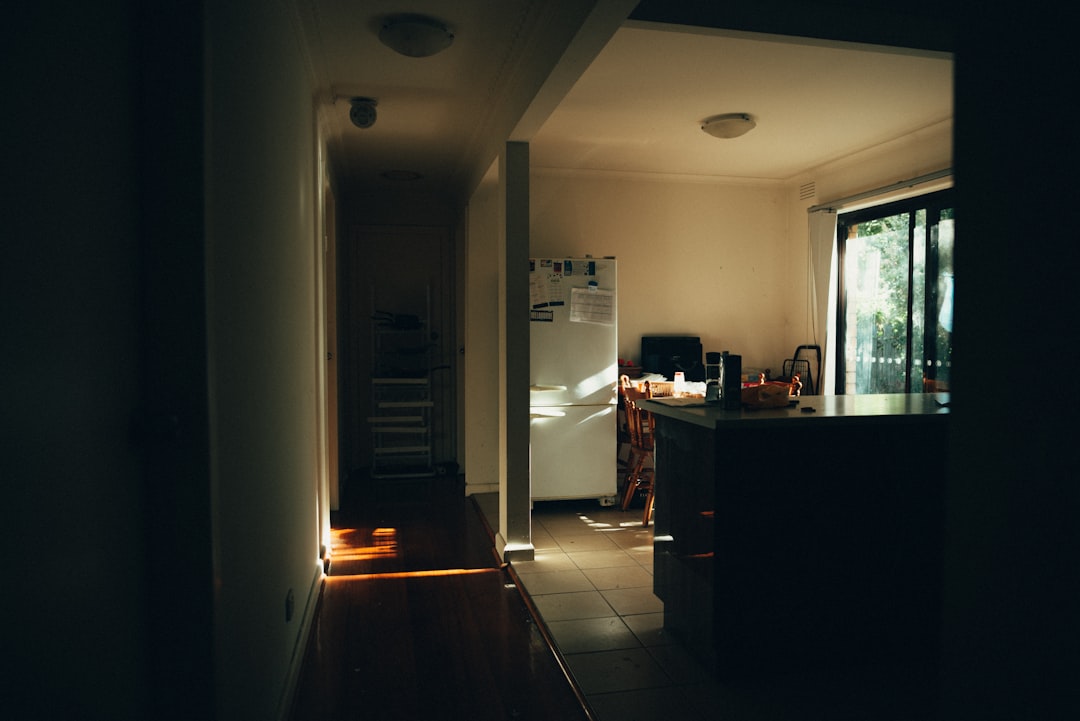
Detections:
[343, 225, 457, 479]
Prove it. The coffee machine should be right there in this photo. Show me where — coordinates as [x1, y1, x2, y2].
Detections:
[704, 350, 742, 409]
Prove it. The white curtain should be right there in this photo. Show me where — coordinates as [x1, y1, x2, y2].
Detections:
[808, 209, 837, 394]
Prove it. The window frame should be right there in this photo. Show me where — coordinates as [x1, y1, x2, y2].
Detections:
[834, 188, 954, 395]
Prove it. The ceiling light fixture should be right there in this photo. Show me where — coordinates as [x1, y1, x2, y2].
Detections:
[701, 113, 756, 139]
[379, 15, 454, 58]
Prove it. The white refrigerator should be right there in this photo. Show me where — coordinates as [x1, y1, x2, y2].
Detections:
[529, 257, 618, 502]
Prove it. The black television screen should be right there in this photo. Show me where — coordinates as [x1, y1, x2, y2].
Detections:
[640, 335, 705, 381]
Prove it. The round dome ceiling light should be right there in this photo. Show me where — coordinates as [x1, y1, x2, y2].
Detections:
[701, 113, 756, 139]
[379, 15, 454, 58]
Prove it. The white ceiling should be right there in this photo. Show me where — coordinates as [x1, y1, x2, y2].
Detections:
[297, 1, 953, 197]
[532, 23, 952, 181]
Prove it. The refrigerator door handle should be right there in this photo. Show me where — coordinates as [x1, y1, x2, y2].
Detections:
[530, 408, 567, 418]
[529, 385, 567, 392]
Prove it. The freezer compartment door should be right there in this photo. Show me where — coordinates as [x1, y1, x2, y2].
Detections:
[529, 404, 617, 501]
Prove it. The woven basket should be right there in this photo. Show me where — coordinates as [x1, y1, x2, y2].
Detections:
[647, 381, 674, 397]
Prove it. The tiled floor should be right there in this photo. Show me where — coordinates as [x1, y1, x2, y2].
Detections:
[475, 494, 725, 720]
[475, 492, 938, 721]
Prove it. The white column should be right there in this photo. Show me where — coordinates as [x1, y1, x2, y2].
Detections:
[497, 141, 533, 561]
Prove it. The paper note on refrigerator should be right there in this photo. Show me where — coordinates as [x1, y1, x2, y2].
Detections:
[569, 287, 614, 325]
[531, 268, 566, 308]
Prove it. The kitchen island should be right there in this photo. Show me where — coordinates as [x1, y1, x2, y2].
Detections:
[642, 393, 950, 680]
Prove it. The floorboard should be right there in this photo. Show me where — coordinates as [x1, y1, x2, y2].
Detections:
[289, 476, 591, 721]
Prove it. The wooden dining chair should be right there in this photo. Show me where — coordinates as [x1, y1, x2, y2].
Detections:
[619, 375, 655, 525]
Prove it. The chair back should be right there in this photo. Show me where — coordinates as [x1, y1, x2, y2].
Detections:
[620, 375, 655, 451]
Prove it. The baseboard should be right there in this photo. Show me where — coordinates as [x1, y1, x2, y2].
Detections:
[276, 562, 326, 721]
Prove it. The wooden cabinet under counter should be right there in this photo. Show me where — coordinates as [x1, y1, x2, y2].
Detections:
[643, 394, 951, 681]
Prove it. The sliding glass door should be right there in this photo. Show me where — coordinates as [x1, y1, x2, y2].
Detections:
[836, 189, 953, 394]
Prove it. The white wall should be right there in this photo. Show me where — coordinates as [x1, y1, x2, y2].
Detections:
[531, 171, 794, 376]
[205, 1, 324, 718]
[464, 163, 502, 493]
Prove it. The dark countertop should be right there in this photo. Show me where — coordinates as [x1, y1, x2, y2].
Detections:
[641, 392, 950, 430]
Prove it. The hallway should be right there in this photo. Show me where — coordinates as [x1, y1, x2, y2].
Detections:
[288, 477, 590, 721]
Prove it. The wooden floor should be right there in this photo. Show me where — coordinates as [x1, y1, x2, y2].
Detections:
[289, 476, 592, 721]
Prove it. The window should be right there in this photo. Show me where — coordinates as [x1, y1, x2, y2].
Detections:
[836, 189, 953, 394]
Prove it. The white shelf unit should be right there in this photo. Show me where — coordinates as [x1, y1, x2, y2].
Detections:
[368, 322, 435, 479]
